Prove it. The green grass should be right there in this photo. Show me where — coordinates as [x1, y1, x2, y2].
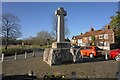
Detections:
[0, 45, 51, 56]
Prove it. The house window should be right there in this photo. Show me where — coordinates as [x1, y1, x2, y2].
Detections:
[99, 42, 103, 46]
[89, 37, 92, 41]
[78, 39, 82, 43]
[104, 34, 108, 39]
[99, 35, 104, 39]
[73, 40, 76, 43]
[75, 40, 76, 43]
[74, 37, 75, 39]
[84, 37, 87, 40]
[72, 40, 74, 43]
[104, 42, 109, 46]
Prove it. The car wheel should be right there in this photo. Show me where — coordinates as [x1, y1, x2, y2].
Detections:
[115, 54, 120, 61]
[90, 54, 94, 58]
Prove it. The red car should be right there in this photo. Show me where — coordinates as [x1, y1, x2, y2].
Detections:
[79, 46, 102, 58]
[109, 48, 120, 61]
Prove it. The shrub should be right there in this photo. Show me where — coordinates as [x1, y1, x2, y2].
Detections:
[2, 48, 33, 56]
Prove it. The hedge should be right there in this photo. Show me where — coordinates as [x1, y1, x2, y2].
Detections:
[2, 48, 33, 56]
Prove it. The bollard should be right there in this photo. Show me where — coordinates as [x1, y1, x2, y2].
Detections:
[105, 52, 108, 60]
[15, 53, 17, 60]
[32, 51, 35, 57]
[1, 54, 4, 62]
[116, 71, 120, 80]
[28, 70, 34, 80]
[71, 71, 76, 80]
[28, 70, 33, 76]
[25, 52, 27, 58]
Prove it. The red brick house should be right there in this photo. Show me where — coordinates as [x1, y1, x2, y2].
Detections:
[71, 25, 115, 50]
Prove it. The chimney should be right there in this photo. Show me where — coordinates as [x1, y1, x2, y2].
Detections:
[90, 27, 94, 32]
[106, 25, 110, 29]
[80, 33, 83, 35]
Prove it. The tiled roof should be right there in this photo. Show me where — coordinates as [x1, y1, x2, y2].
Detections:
[83, 30, 100, 37]
[72, 28, 114, 39]
[72, 34, 83, 40]
[83, 29, 114, 37]
[76, 34, 83, 39]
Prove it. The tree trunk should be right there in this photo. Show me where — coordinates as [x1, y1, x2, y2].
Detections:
[5, 31, 9, 50]
[5, 45, 7, 50]
[5, 38, 8, 50]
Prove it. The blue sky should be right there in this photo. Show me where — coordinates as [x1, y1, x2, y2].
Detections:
[2, 2, 118, 39]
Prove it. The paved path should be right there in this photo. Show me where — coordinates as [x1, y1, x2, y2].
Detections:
[2, 56, 118, 79]
[1, 50, 119, 79]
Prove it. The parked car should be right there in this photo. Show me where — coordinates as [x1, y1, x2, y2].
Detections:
[109, 48, 120, 61]
[79, 46, 102, 58]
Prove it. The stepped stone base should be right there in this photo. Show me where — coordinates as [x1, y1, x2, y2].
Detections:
[52, 42, 71, 48]
[43, 42, 81, 66]
[43, 48, 73, 66]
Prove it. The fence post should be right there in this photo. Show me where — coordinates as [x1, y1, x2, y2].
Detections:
[105, 52, 108, 60]
[1, 53, 4, 62]
[25, 52, 27, 58]
[15, 53, 17, 60]
[32, 51, 35, 57]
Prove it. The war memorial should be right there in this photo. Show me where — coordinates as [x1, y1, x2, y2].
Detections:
[43, 7, 79, 66]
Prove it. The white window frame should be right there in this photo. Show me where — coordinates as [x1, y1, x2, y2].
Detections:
[89, 36, 92, 41]
[99, 42, 104, 46]
[84, 37, 87, 40]
[104, 34, 108, 39]
[78, 39, 82, 43]
[104, 42, 109, 46]
[99, 35, 104, 39]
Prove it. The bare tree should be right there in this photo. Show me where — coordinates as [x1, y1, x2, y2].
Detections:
[22, 31, 53, 46]
[37, 31, 53, 39]
[51, 15, 58, 39]
[37, 31, 53, 45]
[0, 13, 21, 50]
[51, 14, 70, 40]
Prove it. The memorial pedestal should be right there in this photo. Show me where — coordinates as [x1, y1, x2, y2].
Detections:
[43, 48, 73, 66]
[52, 42, 71, 48]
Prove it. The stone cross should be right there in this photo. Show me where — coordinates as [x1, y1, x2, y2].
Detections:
[55, 7, 67, 42]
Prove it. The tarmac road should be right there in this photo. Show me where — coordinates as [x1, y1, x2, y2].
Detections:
[2, 50, 119, 79]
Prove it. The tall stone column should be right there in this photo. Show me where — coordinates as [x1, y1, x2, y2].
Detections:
[55, 7, 67, 42]
[44, 7, 72, 66]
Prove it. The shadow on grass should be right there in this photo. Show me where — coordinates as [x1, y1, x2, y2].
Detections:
[2, 74, 37, 80]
